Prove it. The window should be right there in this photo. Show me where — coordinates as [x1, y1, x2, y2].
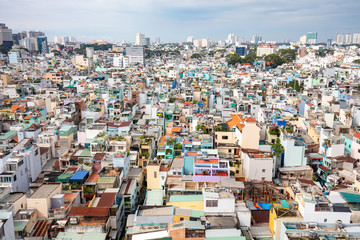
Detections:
[222, 136, 228, 140]
[324, 219, 327, 222]
[206, 200, 218, 207]
[14, 175, 17, 181]
[236, 170, 239, 174]
[261, 177, 266, 181]
[154, 171, 157, 178]
[143, 161, 147, 167]
[262, 169, 266, 173]
[180, 217, 184, 221]
[228, 149, 232, 153]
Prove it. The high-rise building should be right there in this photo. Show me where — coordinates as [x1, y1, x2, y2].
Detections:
[353, 33, 360, 44]
[125, 46, 145, 65]
[8, 50, 21, 65]
[256, 44, 275, 57]
[86, 47, 94, 58]
[187, 36, 194, 43]
[69, 36, 77, 42]
[0, 23, 13, 48]
[235, 46, 247, 56]
[135, 33, 145, 45]
[327, 39, 333, 47]
[18, 30, 44, 40]
[345, 33, 352, 45]
[35, 36, 48, 53]
[251, 34, 262, 44]
[19, 37, 36, 51]
[54, 36, 59, 44]
[61, 36, 69, 45]
[306, 32, 317, 44]
[299, 35, 307, 44]
[144, 37, 150, 46]
[154, 37, 160, 44]
[336, 33, 344, 45]
[227, 34, 238, 44]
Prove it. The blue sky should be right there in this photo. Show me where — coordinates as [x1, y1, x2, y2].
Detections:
[1, 0, 359, 43]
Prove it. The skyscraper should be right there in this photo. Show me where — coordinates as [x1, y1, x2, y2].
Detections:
[353, 33, 360, 44]
[306, 32, 317, 44]
[54, 36, 59, 44]
[336, 33, 344, 45]
[35, 36, 48, 53]
[154, 37, 160, 44]
[187, 36, 194, 43]
[345, 33, 352, 45]
[135, 33, 145, 45]
[251, 34, 262, 44]
[0, 23, 13, 48]
[227, 34, 238, 44]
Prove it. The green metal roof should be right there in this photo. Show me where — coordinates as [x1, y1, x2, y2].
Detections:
[97, 177, 116, 184]
[0, 130, 16, 140]
[184, 220, 205, 230]
[191, 209, 204, 218]
[14, 220, 28, 231]
[340, 192, 360, 203]
[79, 149, 92, 157]
[146, 189, 164, 206]
[169, 195, 203, 202]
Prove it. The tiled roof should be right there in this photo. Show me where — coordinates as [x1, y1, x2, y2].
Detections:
[68, 206, 109, 217]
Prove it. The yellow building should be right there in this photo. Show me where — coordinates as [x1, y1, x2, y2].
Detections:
[173, 208, 204, 223]
[147, 163, 160, 190]
[269, 202, 303, 240]
[166, 195, 204, 210]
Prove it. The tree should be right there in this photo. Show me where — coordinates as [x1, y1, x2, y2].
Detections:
[191, 53, 202, 59]
[243, 52, 257, 64]
[264, 54, 285, 68]
[316, 49, 334, 57]
[169, 97, 175, 103]
[226, 53, 242, 66]
[0, 44, 11, 54]
[353, 59, 360, 64]
[271, 138, 284, 157]
[278, 49, 296, 63]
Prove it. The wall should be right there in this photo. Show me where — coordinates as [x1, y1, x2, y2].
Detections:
[147, 165, 160, 190]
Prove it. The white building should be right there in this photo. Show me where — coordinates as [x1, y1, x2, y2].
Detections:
[135, 33, 146, 46]
[345, 33, 352, 45]
[203, 188, 235, 214]
[125, 46, 144, 66]
[86, 47, 94, 58]
[353, 33, 360, 44]
[8, 50, 21, 65]
[187, 36, 194, 43]
[242, 150, 274, 181]
[256, 44, 275, 57]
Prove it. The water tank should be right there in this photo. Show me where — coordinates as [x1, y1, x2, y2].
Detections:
[51, 194, 65, 209]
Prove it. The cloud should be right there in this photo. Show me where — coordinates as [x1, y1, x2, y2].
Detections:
[1, 0, 360, 42]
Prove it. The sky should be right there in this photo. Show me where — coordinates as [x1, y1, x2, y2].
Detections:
[1, 0, 360, 43]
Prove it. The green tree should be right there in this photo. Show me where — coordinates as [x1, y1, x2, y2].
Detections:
[265, 54, 285, 68]
[169, 97, 175, 103]
[271, 138, 284, 157]
[353, 59, 360, 64]
[0, 44, 11, 54]
[243, 52, 257, 64]
[278, 49, 296, 63]
[191, 53, 202, 59]
[226, 53, 243, 65]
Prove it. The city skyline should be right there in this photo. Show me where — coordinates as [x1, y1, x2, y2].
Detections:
[1, 0, 360, 43]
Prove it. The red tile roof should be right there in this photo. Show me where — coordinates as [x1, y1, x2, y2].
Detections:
[68, 206, 109, 217]
[97, 193, 116, 208]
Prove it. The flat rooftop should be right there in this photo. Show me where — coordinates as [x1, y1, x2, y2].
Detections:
[30, 184, 60, 199]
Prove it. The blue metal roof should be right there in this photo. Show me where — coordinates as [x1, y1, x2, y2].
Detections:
[69, 170, 89, 182]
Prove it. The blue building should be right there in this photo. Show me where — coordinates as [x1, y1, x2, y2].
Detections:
[235, 46, 247, 56]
